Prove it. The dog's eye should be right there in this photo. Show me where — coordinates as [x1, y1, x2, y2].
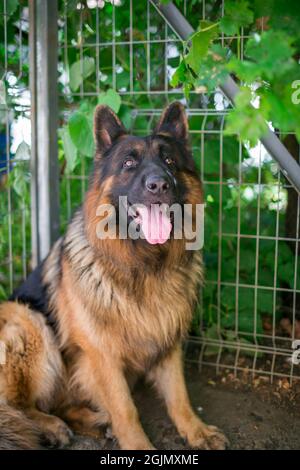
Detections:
[165, 157, 175, 166]
[123, 158, 136, 168]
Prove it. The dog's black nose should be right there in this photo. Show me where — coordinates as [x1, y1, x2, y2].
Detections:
[145, 175, 170, 195]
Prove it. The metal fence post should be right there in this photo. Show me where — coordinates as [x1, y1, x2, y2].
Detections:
[29, 0, 60, 267]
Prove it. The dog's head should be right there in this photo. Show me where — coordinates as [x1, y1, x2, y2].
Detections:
[85, 102, 203, 266]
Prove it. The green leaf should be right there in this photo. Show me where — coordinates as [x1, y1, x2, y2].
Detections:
[277, 262, 295, 288]
[221, 286, 236, 311]
[254, 0, 300, 36]
[68, 111, 95, 157]
[203, 324, 221, 357]
[66, 0, 78, 14]
[69, 57, 95, 92]
[0, 0, 18, 16]
[239, 289, 263, 335]
[225, 334, 263, 357]
[118, 105, 132, 130]
[239, 249, 256, 274]
[238, 311, 263, 335]
[170, 59, 188, 88]
[60, 126, 78, 174]
[185, 21, 219, 74]
[194, 44, 230, 93]
[257, 290, 274, 314]
[203, 139, 220, 174]
[220, 0, 254, 36]
[225, 87, 269, 146]
[220, 286, 264, 335]
[0, 284, 6, 301]
[244, 31, 295, 81]
[183, 82, 193, 100]
[97, 89, 122, 114]
[8, 165, 30, 198]
[261, 90, 291, 132]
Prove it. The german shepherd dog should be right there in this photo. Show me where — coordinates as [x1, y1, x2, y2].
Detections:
[0, 102, 227, 450]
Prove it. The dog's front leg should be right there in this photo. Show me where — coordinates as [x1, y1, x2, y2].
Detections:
[148, 344, 228, 450]
[82, 351, 154, 450]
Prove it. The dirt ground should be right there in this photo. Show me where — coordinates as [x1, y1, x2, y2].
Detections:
[66, 363, 300, 450]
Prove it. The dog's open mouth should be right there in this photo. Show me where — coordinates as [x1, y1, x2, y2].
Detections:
[129, 203, 172, 245]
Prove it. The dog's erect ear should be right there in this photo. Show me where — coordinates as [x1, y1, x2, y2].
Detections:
[94, 105, 127, 153]
[154, 102, 189, 142]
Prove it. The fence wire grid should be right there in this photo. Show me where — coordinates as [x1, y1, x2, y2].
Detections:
[0, 1, 31, 297]
[0, 0, 300, 383]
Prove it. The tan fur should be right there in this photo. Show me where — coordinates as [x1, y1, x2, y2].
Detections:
[0, 405, 43, 450]
[0, 302, 64, 409]
[63, 405, 108, 438]
[0, 302, 71, 449]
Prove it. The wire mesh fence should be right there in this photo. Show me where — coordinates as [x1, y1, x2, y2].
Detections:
[0, 0, 31, 298]
[0, 0, 299, 383]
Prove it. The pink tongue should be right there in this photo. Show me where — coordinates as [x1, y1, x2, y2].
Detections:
[138, 205, 172, 245]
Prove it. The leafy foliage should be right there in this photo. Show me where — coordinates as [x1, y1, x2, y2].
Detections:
[69, 111, 95, 157]
[220, 0, 253, 35]
[185, 22, 219, 74]
[69, 56, 95, 92]
[97, 89, 122, 113]
[171, 0, 300, 143]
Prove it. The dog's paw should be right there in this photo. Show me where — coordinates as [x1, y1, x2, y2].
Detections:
[187, 424, 228, 450]
[41, 418, 73, 449]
